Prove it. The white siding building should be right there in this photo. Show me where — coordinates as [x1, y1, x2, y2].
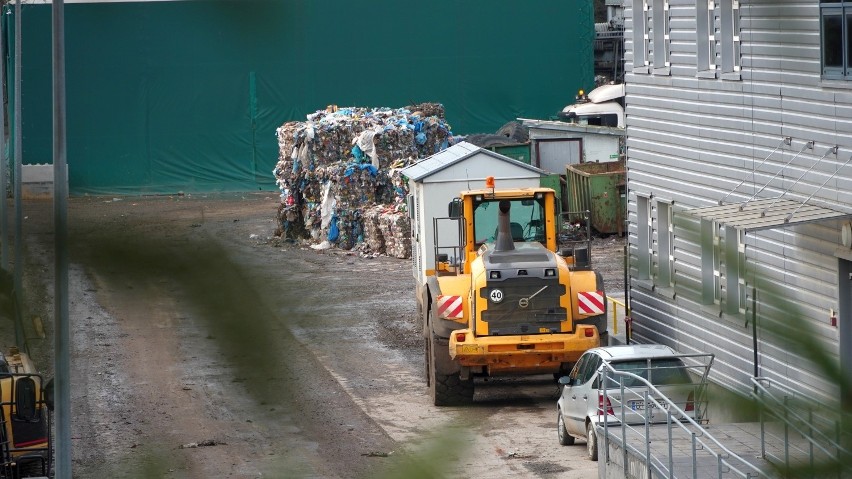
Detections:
[623, 0, 852, 406]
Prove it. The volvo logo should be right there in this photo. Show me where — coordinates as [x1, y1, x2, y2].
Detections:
[518, 285, 548, 310]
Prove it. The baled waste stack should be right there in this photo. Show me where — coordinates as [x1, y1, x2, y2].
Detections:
[273, 104, 454, 258]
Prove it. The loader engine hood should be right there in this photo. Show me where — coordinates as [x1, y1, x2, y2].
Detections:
[476, 242, 568, 336]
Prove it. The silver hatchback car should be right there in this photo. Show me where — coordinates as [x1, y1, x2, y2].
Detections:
[556, 344, 712, 461]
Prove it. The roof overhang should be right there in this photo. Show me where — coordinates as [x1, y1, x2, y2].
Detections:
[684, 198, 852, 232]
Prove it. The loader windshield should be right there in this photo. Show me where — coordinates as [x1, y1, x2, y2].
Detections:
[473, 197, 547, 245]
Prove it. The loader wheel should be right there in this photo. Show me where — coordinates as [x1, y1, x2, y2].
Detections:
[428, 332, 473, 406]
[432, 373, 474, 407]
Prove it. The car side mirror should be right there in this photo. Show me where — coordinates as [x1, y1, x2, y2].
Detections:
[558, 376, 573, 386]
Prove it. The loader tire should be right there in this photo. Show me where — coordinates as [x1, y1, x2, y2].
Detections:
[428, 332, 473, 406]
[432, 372, 474, 407]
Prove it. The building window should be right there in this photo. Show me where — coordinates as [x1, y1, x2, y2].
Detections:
[696, 0, 740, 79]
[699, 220, 745, 315]
[821, 0, 852, 79]
[655, 201, 673, 288]
[696, 0, 715, 74]
[723, 226, 745, 315]
[652, 0, 671, 72]
[719, 0, 741, 76]
[633, 0, 650, 72]
[636, 195, 652, 279]
[700, 218, 717, 305]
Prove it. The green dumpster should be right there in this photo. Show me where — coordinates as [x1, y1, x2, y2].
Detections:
[566, 160, 626, 235]
[540, 173, 564, 210]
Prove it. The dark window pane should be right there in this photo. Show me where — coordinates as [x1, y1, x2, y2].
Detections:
[607, 358, 693, 387]
[582, 356, 602, 383]
[823, 13, 843, 67]
[847, 13, 852, 70]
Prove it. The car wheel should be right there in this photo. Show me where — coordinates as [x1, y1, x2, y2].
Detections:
[557, 410, 575, 446]
[586, 421, 599, 461]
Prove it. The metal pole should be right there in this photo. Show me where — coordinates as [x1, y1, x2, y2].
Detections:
[0, 5, 8, 271]
[53, 1, 71, 477]
[644, 389, 651, 478]
[13, 0, 23, 350]
[691, 432, 698, 479]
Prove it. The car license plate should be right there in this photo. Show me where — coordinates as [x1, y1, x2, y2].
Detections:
[629, 400, 670, 411]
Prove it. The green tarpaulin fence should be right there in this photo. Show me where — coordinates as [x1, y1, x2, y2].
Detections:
[7, 0, 593, 195]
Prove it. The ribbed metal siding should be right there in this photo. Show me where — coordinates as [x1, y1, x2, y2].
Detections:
[624, 0, 849, 403]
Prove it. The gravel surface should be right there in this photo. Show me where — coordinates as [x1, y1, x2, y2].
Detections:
[12, 193, 625, 478]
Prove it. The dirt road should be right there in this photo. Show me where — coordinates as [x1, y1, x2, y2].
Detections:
[15, 193, 623, 478]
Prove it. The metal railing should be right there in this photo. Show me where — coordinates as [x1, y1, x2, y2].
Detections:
[597, 358, 769, 479]
[751, 377, 852, 478]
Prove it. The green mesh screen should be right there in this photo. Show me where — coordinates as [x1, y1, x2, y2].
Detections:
[7, 0, 594, 195]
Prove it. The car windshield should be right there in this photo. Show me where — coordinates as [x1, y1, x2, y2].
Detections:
[597, 358, 693, 389]
[473, 197, 546, 244]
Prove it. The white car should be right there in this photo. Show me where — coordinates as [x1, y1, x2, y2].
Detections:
[556, 344, 710, 461]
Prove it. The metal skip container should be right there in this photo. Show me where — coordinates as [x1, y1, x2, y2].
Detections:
[565, 160, 626, 235]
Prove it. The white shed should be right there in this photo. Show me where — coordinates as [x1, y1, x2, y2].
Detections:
[401, 141, 548, 287]
[519, 118, 624, 171]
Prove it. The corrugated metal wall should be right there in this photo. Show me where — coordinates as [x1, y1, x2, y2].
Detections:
[624, 0, 852, 404]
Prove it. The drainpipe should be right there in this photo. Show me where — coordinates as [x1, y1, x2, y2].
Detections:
[752, 287, 759, 388]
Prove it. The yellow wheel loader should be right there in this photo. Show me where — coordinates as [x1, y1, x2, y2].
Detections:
[412, 177, 608, 406]
[0, 347, 52, 478]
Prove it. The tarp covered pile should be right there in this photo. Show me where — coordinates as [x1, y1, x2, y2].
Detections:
[273, 104, 455, 258]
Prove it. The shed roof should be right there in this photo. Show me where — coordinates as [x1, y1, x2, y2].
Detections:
[400, 141, 545, 182]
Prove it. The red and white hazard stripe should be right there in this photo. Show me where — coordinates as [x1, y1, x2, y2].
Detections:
[577, 291, 605, 315]
[436, 295, 464, 319]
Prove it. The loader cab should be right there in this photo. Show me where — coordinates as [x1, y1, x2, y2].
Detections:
[434, 180, 560, 277]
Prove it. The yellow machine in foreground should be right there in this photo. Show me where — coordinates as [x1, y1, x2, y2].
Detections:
[417, 178, 607, 405]
[0, 347, 51, 478]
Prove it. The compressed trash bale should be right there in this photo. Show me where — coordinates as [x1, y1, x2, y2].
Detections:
[378, 210, 412, 259]
[273, 105, 455, 252]
[361, 207, 386, 254]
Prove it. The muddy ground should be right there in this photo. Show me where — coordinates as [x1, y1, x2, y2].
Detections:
[11, 193, 625, 478]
